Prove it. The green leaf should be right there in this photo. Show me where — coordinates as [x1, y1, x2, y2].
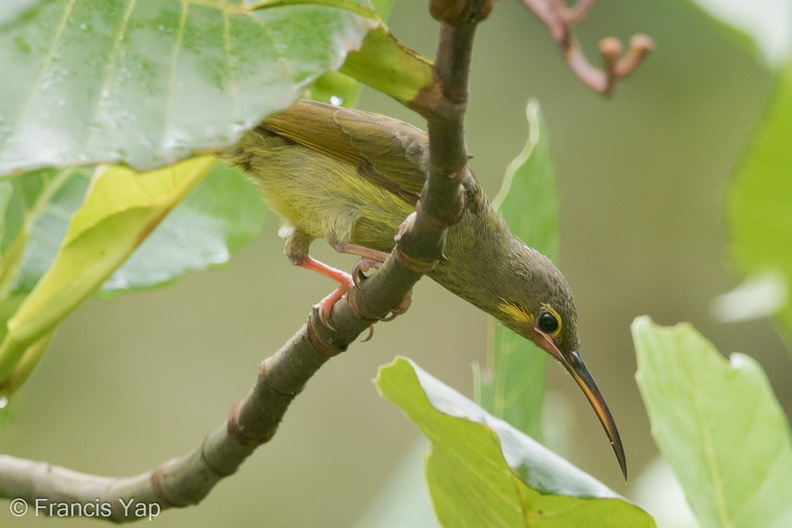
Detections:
[476, 101, 558, 442]
[0, 166, 91, 298]
[727, 60, 792, 346]
[0, 169, 87, 394]
[340, 24, 433, 106]
[0, 0, 375, 174]
[99, 161, 266, 296]
[370, 0, 394, 18]
[352, 439, 440, 528]
[711, 270, 787, 323]
[633, 316, 792, 528]
[0, 156, 216, 394]
[376, 357, 656, 528]
[0, 163, 265, 300]
[307, 0, 394, 107]
[492, 102, 559, 260]
[0, 161, 264, 306]
[683, 0, 792, 68]
[308, 71, 364, 107]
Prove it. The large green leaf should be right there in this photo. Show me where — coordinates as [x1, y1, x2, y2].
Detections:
[99, 161, 266, 296]
[682, 0, 791, 68]
[377, 357, 656, 528]
[309, 0, 395, 107]
[0, 168, 89, 393]
[0, 0, 375, 174]
[633, 316, 792, 528]
[476, 101, 558, 442]
[0, 156, 216, 394]
[0, 162, 266, 300]
[727, 60, 792, 346]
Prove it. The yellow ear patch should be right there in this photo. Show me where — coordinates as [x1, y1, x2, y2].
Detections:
[539, 303, 563, 335]
[498, 300, 535, 326]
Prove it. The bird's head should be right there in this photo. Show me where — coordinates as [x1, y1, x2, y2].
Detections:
[494, 245, 627, 478]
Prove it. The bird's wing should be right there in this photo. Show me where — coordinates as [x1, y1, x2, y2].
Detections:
[261, 100, 428, 204]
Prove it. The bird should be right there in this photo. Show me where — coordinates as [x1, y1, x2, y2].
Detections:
[224, 99, 627, 478]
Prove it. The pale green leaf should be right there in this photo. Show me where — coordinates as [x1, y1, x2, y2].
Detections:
[0, 156, 216, 393]
[711, 271, 787, 322]
[476, 101, 558, 441]
[727, 60, 792, 346]
[0, 163, 266, 300]
[0, 0, 375, 173]
[0, 166, 91, 298]
[307, 0, 394, 107]
[684, 0, 792, 68]
[99, 161, 266, 296]
[377, 357, 656, 528]
[633, 316, 792, 528]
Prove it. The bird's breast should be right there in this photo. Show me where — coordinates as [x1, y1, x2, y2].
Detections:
[233, 134, 414, 251]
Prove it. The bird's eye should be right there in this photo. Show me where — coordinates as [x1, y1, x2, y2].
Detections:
[537, 312, 559, 334]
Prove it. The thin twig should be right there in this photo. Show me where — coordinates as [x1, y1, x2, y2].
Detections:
[521, 0, 652, 95]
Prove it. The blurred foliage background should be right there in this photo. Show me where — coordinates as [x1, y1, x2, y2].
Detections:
[1, 1, 786, 526]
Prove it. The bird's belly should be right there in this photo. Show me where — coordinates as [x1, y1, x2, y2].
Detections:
[250, 149, 414, 252]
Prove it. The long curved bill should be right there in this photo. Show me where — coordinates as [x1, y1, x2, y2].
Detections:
[540, 337, 627, 479]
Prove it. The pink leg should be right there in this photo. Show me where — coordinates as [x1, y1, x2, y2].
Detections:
[328, 241, 390, 286]
[296, 257, 354, 326]
[328, 241, 390, 263]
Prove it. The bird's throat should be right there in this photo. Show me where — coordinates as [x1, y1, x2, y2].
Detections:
[428, 201, 519, 318]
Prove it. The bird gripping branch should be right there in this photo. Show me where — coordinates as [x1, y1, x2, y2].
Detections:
[225, 100, 627, 478]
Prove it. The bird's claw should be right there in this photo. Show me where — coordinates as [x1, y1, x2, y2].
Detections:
[352, 257, 383, 287]
[313, 299, 337, 331]
[381, 289, 413, 322]
[360, 325, 375, 342]
[313, 256, 410, 334]
[351, 257, 413, 322]
[313, 273, 354, 330]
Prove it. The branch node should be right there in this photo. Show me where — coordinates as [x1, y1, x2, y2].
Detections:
[306, 312, 348, 357]
[429, 0, 494, 23]
[151, 459, 184, 507]
[345, 287, 382, 322]
[227, 400, 277, 447]
[199, 437, 239, 478]
[395, 246, 438, 275]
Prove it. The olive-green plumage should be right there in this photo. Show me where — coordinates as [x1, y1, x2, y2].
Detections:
[225, 100, 626, 478]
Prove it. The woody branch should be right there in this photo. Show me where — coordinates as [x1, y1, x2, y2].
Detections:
[0, 0, 493, 521]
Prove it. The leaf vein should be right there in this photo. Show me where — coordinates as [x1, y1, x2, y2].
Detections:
[0, 0, 78, 159]
[689, 361, 732, 527]
[79, 0, 140, 155]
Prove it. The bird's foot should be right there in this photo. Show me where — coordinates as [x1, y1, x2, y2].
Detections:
[382, 289, 412, 321]
[293, 256, 354, 329]
[329, 241, 389, 263]
[352, 257, 385, 286]
[350, 257, 413, 323]
[313, 276, 354, 330]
